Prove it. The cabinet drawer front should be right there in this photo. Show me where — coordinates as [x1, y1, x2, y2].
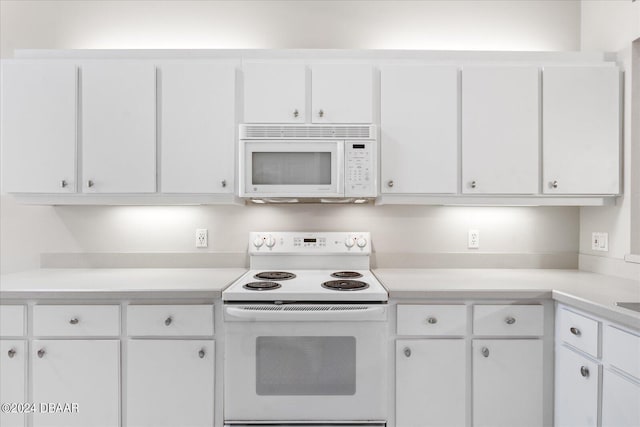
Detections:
[127, 305, 214, 336]
[557, 307, 599, 357]
[397, 305, 466, 336]
[33, 305, 120, 337]
[604, 325, 640, 380]
[473, 304, 543, 336]
[0, 305, 25, 337]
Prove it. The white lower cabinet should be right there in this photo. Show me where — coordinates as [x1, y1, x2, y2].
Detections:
[126, 340, 215, 427]
[395, 339, 465, 427]
[554, 344, 599, 427]
[472, 339, 543, 427]
[602, 369, 640, 427]
[0, 340, 26, 427]
[32, 340, 120, 427]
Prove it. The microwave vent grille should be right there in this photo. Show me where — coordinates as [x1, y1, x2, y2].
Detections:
[237, 305, 370, 312]
[240, 125, 375, 139]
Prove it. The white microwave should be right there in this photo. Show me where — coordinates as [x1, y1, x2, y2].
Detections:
[239, 125, 377, 201]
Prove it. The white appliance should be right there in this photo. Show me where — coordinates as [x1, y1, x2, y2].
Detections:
[239, 125, 377, 201]
[223, 232, 388, 427]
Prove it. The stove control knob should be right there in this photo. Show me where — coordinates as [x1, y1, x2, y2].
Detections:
[253, 237, 264, 248]
[344, 237, 356, 248]
[356, 237, 368, 248]
[265, 235, 276, 248]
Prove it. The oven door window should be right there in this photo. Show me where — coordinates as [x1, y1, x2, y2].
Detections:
[256, 336, 356, 396]
[252, 152, 332, 185]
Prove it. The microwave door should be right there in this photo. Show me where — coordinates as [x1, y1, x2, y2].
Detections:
[242, 141, 344, 197]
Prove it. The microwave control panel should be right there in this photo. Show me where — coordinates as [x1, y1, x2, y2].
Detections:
[345, 141, 375, 197]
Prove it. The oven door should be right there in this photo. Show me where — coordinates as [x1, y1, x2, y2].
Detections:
[240, 140, 344, 197]
[224, 304, 387, 423]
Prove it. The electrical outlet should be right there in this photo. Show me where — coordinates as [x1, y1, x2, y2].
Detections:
[196, 229, 208, 248]
[468, 229, 480, 249]
[592, 232, 608, 252]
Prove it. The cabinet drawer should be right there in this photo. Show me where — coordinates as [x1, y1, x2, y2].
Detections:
[604, 325, 640, 380]
[127, 305, 214, 336]
[557, 307, 599, 357]
[397, 305, 466, 336]
[33, 305, 120, 337]
[473, 304, 544, 336]
[0, 305, 25, 336]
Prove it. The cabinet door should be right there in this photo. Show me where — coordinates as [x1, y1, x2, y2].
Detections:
[462, 66, 539, 194]
[160, 62, 235, 193]
[396, 339, 466, 427]
[127, 340, 214, 427]
[554, 344, 599, 427]
[602, 369, 640, 427]
[82, 61, 156, 193]
[1, 62, 77, 193]
[243, 62, 306, 123]
[312, 64, 373, 123]
[32, 340, 119, 427]
[473, 339, 543, 427]
[543, 66, 620, 194]
[0, 340, 26, 427]
[381, 65, 458, 194]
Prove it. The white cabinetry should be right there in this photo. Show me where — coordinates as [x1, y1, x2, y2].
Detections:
[127, 340, 215, 427]
[311, 64, 373, 123]
[554, 344, 599, 427]
[462, 66, 540, 194]
[1, 62, 77, 193]
[472, 339, 543, 427]
[602, 369, 640, 427]
[380, 65, 458, 194]
[159, 62, 236, 193]
[32, 340, 120, 427]
[395, 339, 465, 427]
[0, 340, 26, 427]
[542, 66, 621, 195]
[81, 61, 156, 193]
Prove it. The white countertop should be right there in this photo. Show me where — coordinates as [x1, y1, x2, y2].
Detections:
[373, 269, 640, 329]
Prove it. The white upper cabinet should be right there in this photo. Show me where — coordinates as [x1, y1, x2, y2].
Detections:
[243, 62, 306, 123]
[311, 64, 373, 123]
[159, 62, 235, 193]
[462, 66, 540, 194]
[81, 61, 156, 193]
[543, 66, 621, 195]
[1, 62, 77, 193]
[381, 65, 458, 194]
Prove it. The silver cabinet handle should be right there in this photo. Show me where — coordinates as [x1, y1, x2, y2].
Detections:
[165, 316, 173, 326]
[293, 109, 299, 118]
[69, 317, 79, 325]
[481, 347, 490, 358]
[387, 180, 394, 188]
[87, 180, 94, 188]
[37, 349, 46, 358]
[570, 327, 581, 336]
[221, 179, 227, 188]
[471, 181, 477, 189]
[199, 348, 206, 359]
[551, 180, 559, 189]
[427, 317, 438, 324]
[403, 347, 411, 358]
[8, 348, 16, 358]
[61, 180, 68, 188]
[318, 109, 324, 118]
[505, 317, 516, 325]
[580, 366, 590, 378]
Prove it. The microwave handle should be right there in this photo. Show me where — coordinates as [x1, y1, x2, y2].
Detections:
[225, 305, 386, 322]
[336, 140, 345, 194]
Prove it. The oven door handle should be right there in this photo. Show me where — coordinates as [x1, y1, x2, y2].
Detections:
[225, 305, 387, 321]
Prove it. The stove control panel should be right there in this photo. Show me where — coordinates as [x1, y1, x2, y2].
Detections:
[250, 232, 370, 254]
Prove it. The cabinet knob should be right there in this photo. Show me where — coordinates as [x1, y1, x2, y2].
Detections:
[293, 109, 299, 118]
[570, 327, 581, 336]
[426, 317, 438, 324]
[387, 180, 394, 188]
[481, 347, 490, 358]
[580, 366, 590, 378]
[37, 349, 46, 358]
[165, 316, 173, 326]
[505, 316, 516, 325]
[199, 348, 206, 359]
[221, 179, 227, 188]
[403, 347, 412, 358]
[318, 109, 324, 118]
[61, 180, 68, 188]
[470, 181, 477, 189]
[87, 180, 94, 188]
[551, 180, 559, 189]
[69, 317, 79, 325]
[7, 348, 16, 358]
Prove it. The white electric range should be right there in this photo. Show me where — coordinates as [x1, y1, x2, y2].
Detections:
[223, 232, 388, 427]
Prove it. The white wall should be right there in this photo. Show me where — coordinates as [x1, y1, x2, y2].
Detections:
[0, 0, 583, 273]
